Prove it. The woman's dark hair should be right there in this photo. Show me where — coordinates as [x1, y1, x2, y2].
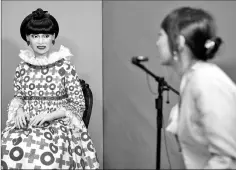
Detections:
[161, 7, 222, 61]
[20, 8, 59, 42]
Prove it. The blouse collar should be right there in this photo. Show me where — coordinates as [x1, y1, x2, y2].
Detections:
[180, 60, 205, 94]
[19, 45, 73, 66]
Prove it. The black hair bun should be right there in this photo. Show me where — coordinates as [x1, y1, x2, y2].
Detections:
[32, 8, 48, 19]
[214, 37, 223, 48]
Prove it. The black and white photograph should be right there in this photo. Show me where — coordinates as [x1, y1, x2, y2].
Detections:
[2, 0, 236, 170]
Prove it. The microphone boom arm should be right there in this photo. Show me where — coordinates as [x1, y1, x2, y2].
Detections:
[134, 62, 179, 95]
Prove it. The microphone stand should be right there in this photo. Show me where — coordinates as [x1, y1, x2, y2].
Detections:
[132, 61, 179, 170]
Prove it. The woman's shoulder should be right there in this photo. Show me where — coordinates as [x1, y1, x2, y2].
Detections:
[189, 62, 236, 94]
[15, 60, 26, 70]
[61, 58, 76, 71]
[191, 62, 232, 82]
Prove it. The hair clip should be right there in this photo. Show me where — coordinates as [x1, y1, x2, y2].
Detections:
[205, 40, 215, 49]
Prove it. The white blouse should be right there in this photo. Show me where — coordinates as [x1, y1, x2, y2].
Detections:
[166, 61, 236, 169]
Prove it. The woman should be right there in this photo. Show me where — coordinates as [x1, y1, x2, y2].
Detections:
[1, 8, 99, 169]
[156, 7, 236, 169]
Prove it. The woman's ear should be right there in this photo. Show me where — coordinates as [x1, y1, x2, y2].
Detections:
[52, 33, 55, 40]
[177, 35, 185, 52]
[26, 35, 30, 41]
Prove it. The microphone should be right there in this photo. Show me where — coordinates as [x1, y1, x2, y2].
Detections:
[132, 56, 149, 64]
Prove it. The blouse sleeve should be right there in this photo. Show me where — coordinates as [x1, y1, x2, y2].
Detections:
[60, 62, 86, 126]
[166, 103, 179, 134]
[192, 71, 236, 169]
[166, 103, 182, 152]
[7, 63, 25, 126]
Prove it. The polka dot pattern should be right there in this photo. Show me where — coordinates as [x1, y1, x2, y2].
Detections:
[2, 59, 99, 169]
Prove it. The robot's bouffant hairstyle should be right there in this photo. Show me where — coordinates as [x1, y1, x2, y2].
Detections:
[20, 8, 59, 42]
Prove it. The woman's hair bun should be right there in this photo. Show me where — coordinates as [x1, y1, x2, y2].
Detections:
[205, 36, 223, 60]
[32, 8, 48, 19]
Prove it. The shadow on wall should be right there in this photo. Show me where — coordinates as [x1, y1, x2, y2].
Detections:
[2, 38, 21, 130]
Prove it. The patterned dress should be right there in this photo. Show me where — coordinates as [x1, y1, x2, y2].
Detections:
[1, 46, 100, 169]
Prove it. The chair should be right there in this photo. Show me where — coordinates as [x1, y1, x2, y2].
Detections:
[79, 79, 93, 128]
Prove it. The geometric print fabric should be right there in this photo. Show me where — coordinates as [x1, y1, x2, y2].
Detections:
[1, 58, 99, 169]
